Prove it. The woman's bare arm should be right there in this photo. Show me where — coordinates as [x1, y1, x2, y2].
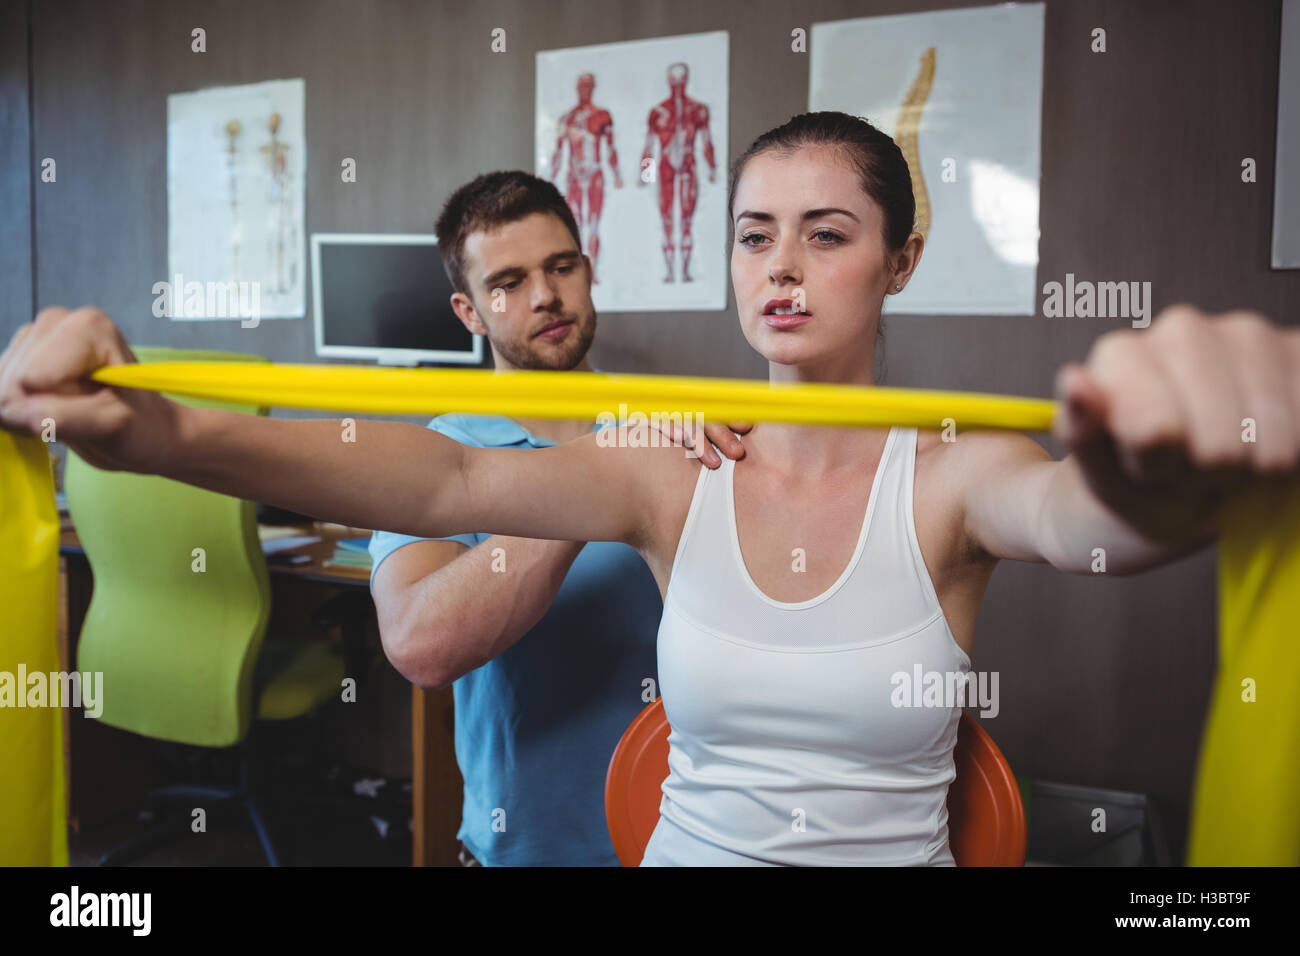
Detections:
[0, 306, 657, 549]
[960, 308, 1300, 574]
[169, 405, 655, 546]
[957, 430, 1211, 574]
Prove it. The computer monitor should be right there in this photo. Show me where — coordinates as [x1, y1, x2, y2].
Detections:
[310, 233, 483, 366]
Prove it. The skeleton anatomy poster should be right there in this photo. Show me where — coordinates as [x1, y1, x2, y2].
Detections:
[167, 78, 306, 319]
[810, 5, 1045, 315]
[537, 32, 729, 312]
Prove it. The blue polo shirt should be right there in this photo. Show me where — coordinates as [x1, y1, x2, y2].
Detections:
[369, 412, 662, 866]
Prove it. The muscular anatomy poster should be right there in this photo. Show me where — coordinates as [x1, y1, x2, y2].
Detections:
[810, 5, 1045, 315]
[536, 31, 729, 312]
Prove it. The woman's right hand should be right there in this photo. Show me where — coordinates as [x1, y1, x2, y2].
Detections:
[0, 306, 186, 474]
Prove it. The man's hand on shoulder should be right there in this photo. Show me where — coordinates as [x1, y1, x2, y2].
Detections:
[646, 414, 750, 468]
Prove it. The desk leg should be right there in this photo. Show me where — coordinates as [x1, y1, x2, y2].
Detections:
[411, 683, 461, 866]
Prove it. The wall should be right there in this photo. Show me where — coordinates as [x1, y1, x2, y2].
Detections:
[6, 0, 1297, 860]
[1, 1, 32, 335]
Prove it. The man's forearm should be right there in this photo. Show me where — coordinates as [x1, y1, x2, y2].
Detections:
[157, 404, 461, 537]
[397, 535, 586, 689]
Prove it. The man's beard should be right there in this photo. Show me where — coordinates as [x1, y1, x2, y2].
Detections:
[490, 312, 596, 371]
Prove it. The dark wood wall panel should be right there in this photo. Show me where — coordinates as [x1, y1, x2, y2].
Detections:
[1, 1, 33, 334]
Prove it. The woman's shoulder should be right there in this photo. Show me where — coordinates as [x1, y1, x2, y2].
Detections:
[574, 424, 709, 520]
[584, 434, 708, 592]
[913, 427, 1053, 533]
[916, 427, 1051, 472]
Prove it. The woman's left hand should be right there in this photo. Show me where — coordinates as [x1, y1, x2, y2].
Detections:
[1053, 304, 1300, 540]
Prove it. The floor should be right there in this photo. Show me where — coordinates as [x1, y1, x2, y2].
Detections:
[67, 720, 413, 867]
[68, 800, 409, 866]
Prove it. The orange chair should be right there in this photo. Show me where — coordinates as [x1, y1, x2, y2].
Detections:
[605, 699, 1027, 866]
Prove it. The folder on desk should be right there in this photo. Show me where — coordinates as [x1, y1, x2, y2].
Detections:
[325, 538, 373, 569]
[260, 534, 322, 555]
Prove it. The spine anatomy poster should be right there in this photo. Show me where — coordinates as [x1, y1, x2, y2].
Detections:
[536, 31, 729, 312]
[166, 78, 306, 320]
[810, 4, 1045, 315]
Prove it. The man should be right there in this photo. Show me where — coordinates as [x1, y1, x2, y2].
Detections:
[367, 170, 744, 865]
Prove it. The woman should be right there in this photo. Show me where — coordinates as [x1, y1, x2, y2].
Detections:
[4, 112, 1298, 865]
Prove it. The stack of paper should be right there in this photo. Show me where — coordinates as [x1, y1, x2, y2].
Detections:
[325, 536, 372, 570]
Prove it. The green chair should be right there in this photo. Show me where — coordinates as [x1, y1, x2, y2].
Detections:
[65, 346, 357, 865]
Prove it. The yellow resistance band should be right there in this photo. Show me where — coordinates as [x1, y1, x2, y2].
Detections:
[0, 429, 66, 867]
[1189, 477, 1300, 866]
[88, 363, 1059, 431]
[2, 363, 1295, 865]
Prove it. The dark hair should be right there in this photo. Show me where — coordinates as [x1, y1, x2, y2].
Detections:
[435, 170, 582, 296]
[727, 111, 916, 253]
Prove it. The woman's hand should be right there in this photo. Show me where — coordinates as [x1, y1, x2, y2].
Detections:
[0, 306, 186, 474]
[1053, 304, 1300, 540]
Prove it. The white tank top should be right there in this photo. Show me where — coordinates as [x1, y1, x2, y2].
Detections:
[640, 427, 972, 866]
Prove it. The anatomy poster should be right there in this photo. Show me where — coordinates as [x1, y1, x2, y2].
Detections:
[810, 5, 1045, 315]
[536, 32, 728, 312]
[167, 78, 306, 319]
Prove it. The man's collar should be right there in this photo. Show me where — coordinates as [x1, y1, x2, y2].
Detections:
[503, 365, 606, 445]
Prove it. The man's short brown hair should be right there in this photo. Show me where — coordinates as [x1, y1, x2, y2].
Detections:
[435, 171, 583, 298]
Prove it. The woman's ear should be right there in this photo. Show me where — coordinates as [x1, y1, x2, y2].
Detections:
[889, 232, 926, 291]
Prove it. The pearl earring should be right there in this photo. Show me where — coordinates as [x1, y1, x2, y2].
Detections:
[895, 285, 901, 291]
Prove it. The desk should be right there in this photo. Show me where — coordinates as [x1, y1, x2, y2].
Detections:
[58, 517, 462, 866]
